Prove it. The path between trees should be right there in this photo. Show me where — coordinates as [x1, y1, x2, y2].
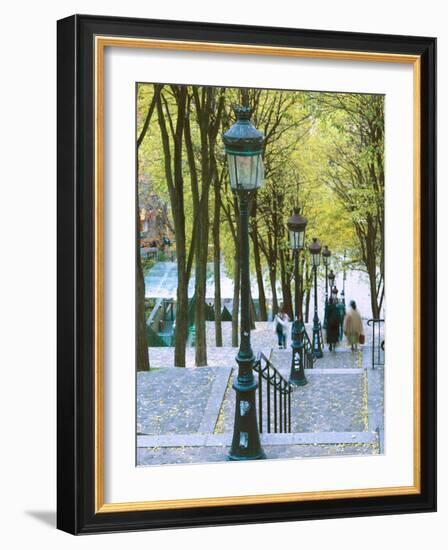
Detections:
[137, 337, 384, 465]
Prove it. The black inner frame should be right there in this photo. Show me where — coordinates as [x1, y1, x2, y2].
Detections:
[57, 14, 436, 535]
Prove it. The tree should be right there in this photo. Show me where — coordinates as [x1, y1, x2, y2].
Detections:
[311, 93, 385, 317]
[184, 86, 225, 365]
[136, 83, 162, 371]
[155, 85, 190, 367]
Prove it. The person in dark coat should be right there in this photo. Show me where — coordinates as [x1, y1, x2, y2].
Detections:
[336, 300, 346, 341]
[326, 287, 340, 351]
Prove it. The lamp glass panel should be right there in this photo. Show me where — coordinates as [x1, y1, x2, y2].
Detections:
[289, 229, 305, 250]
[227, 153, 263, 191]
[289, 230, 298, 250]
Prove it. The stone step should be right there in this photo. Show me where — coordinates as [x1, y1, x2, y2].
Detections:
[270, 348, 363, 370]
[216, 368, 368, 435]
[137, 431, 378, 448]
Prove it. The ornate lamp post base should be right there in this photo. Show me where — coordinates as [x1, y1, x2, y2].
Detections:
[289, 320, 308, 386]
[312, 315, 323, 359]
[228, 353, 265, 461]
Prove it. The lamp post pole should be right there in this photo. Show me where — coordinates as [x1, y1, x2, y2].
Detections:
[287, 209, 308, 386]
[223, 105, 265, 461]
[322, 245, 331, 329]
[309, 238, 323, 358]
[328, 269, 335, 295]
[341, 250, 346, 306]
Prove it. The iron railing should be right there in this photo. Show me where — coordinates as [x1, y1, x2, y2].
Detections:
[303, 328, 316, 368]
[253, 352, 293, 434]
[318, 325, 325, 352]
[147, 298, 175, 346]
[367, 318, 385, 369]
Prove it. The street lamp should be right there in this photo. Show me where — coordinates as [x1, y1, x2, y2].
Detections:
[322, 245, 331, 328]
[341, 250, 346, 305]
[328, 269, 336, 294]
[287, 208, 308, 386]
[223, 105, 265, 461]
[309, 237, 323, 358]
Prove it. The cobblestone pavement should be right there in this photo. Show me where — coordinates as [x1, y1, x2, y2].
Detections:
[206, 321, 380, 348]
[149, 321, 378, 368]
[137, 369, 217, 435]
[270, 348, 362, 371]
[137, 440, 379, 466]
[215, 370, 367, 434]
[138, 339, 382, 465]
[148, 346, 238, 369]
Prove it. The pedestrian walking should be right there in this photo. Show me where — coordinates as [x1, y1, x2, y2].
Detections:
[273, 307, 290, 349]
[336, 300, 346, 341]
[326, 288, 340, 351]
[343, 300, 364, 351]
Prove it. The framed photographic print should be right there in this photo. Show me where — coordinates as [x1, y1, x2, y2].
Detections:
[57, 14, 436, 534]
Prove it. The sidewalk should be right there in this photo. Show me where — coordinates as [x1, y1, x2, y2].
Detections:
[137, 336, 384, 466]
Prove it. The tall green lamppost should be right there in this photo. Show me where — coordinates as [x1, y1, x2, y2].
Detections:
[309, 237, 323, 358]
[322, 245, 331, 329]
[328, 269, 336, 294]
[287, 208, 308, 386]
[223, 105, 265, 461]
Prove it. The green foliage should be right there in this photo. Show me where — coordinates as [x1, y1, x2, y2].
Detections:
[137, 84, 384, 313]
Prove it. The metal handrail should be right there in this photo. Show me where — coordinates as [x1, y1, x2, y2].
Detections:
[253, 352, 292, 434]
[303, 328, 316, 368]
[147, 297, 164, 326]
[367, 318, 385, 369]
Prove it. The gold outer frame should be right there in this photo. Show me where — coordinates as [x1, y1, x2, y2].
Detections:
[94, 36, 421, 514]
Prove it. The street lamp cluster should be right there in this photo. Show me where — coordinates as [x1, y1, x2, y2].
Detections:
[222, 106, 338, 461]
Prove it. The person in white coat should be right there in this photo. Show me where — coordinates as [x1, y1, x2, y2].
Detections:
[273, 307, 290, 349]
[343, 300, 364, 351]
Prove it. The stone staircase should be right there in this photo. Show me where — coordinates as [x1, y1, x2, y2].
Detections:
[137, 340, 383, 465]
[270, 346, 362, 372]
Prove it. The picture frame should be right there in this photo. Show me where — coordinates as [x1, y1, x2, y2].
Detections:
[57, 14, 436, 534]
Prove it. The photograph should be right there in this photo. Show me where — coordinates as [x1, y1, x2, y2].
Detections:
[136, 83, 385, 466]
[55, 13, 436, 533]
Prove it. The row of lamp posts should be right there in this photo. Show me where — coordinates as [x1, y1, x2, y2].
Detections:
[222, 105, 341, 461]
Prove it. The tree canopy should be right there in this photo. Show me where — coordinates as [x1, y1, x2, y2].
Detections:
[137, 84, 384, 367]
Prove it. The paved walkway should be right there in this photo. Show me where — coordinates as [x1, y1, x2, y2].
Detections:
[137, 339, 384, 465]
[149, 321, 379, 368]
[137, 367, 232, 436]
[138, 440, 379, 465]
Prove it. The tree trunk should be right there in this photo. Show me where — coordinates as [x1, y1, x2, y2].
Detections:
[194, 207, 209, 366]
[305, 287, 311, 323]
[251, 228, 268, 321]
[213, 185, 223, 347]
[365, 217, 380, 319]
[279, 248, 293, 318]
[188, 87, 225, 365]
[171, 191, 189, 369]
[174, 271, 189, 368]
[367, 263, 380, 319]
[232, 252, 240, 347]
[136, 197, 150, 372]
[156, 86, 189, 367]
[250, 293, 257, 329]
[135, 86, 162, 372]
[269, 267, 279, 316]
